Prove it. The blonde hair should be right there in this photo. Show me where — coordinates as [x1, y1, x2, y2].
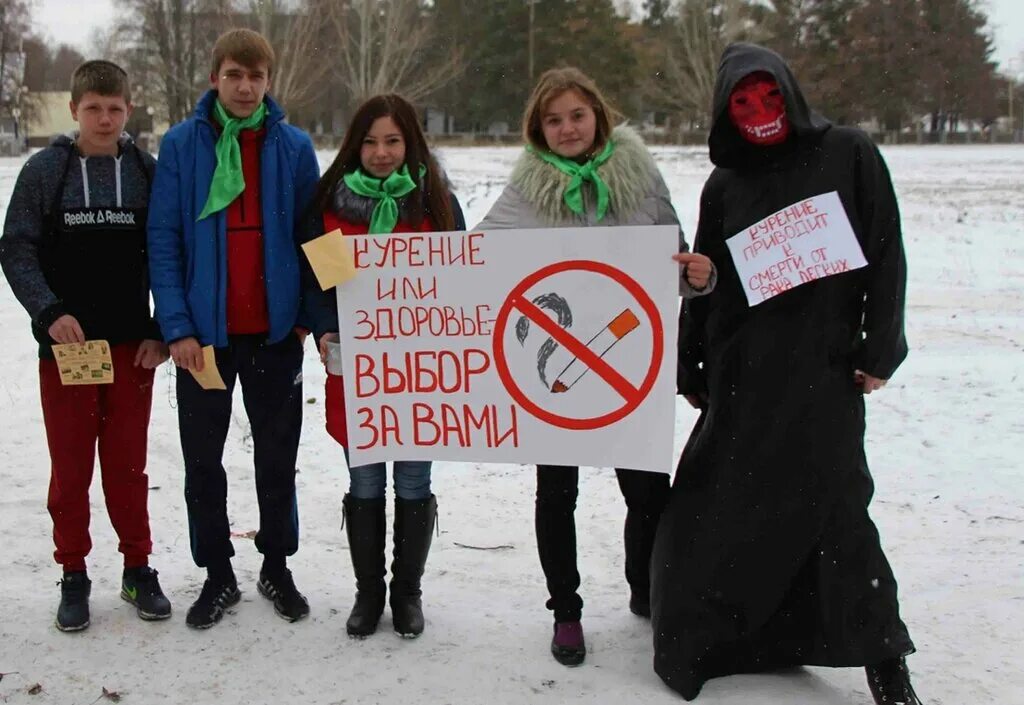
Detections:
[522, 67, 620, 153]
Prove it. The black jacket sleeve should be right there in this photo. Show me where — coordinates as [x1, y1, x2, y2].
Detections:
[0, 151, 64, 327]
[138, 150, 164, 341]
[677, 180, 720, 397]
[851, 133, 908, 379]
[299, 212, 340, 340]
[450, 193, 466, 230]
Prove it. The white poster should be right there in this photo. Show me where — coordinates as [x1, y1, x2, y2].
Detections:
[335, 226, 680, 473]
[725, 191, 868, 306]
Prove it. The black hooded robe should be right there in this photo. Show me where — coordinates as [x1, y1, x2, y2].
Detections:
[650, 44, 915, 700]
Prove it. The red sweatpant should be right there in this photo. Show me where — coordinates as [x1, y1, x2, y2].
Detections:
[40, 342, 155, 571]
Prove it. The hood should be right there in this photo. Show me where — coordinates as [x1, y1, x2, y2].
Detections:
[51, 131, 136, 155]
[331, 175, 423, 224]
[194, 89, 286, 128]
[708, 42, 831, 169]
[331, 162, 454, 225]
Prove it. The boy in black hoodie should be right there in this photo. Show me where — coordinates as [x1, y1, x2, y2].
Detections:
[0, 60, 171, 632]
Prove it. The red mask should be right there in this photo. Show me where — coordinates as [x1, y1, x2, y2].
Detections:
[728, 72, 790, 146]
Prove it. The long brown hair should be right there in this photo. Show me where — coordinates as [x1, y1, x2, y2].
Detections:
[522, 67, 621, 155]
[312, 94, 454, 231]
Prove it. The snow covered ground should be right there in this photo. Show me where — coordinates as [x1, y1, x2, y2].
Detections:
[0, 143, 1021, 705]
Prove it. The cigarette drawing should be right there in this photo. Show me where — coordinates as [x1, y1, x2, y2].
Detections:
[551, 308, 640, 393]
[515, 292, 574, 388]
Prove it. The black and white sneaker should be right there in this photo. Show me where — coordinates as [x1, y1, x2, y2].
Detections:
[185, 579, 241, 629]
[56, 571, 91, 632]
[121, 566, 172, 620]
[257, 569, 309, 622]
[866, 656, 924, 705]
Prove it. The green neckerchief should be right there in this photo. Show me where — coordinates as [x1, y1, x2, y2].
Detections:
[342, 164, 424, 234]
[529, 140, 616, 221]
[197, 100, 268, 221]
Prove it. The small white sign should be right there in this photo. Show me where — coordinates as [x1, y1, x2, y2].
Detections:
[725, 191, 868, 306]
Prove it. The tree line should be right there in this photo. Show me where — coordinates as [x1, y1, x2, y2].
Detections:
[2, 0, 1017, 140]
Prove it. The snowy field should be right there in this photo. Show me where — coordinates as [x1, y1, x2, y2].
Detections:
[0, 143, 1021, 705]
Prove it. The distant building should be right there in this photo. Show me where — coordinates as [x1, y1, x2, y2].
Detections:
[423, 106, 457, 136]
[23, 91, 76, 148]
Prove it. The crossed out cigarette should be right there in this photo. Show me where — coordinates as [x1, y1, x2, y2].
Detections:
[550, 308, 640, 393]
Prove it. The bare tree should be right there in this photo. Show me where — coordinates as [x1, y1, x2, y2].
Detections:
[1, 0, 30, 108]
[325, 0, 463, 110]
[245, 0, 334, 113]
[114, 0, 233, 125]
[655, 0, 762, 122]
[0, 0, 45, 134]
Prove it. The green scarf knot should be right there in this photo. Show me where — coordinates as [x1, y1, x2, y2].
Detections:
[530, 140, 616, 221]
[342, 164, 423, 234]
[197, 100, 268, 221]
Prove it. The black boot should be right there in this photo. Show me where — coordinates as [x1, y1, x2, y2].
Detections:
[619, 469, 668, 618]
[56, 571, 91, 632]
[389, 495, 437, 638]
[866, 656, 923, 704]
[343, 494, 387, 638]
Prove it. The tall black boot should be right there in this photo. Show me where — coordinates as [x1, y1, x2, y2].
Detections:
[866, 656, 924, 704]
[389, 495, 437, 638]
[343, 494, 387, 638]
[618, 469, 669, 618]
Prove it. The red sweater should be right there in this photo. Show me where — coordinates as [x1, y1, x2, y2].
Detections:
[225, 128, 270, 334]
[322, 209, 436, 235]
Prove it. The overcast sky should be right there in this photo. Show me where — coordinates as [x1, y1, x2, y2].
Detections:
[31, 0, 1024, 73]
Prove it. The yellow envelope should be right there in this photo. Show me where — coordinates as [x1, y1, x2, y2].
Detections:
[301, 228, 357, 290]
[51, 340, 114, 385]
[189, 345, 227, 390]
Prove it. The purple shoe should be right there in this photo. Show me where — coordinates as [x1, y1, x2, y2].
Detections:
[551, 620, 586, 666]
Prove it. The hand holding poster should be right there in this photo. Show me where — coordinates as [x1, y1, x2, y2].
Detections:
[725, 191, 868, 306]
[335, 226, 680, 473]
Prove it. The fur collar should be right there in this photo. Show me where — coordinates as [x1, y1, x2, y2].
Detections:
[509, 124, 656, 224]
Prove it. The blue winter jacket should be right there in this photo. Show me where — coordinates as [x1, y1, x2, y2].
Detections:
[147, 90, 322, 347]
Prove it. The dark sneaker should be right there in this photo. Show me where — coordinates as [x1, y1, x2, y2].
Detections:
[866, 657, 924, 705]
[629, 590, 651, 618]
[185, 579, 241, 629]
[121, 566, 172, 620]
[257, 569, 309, 622]
[550, 620, 586, 666]
[56, 571, 91, 632]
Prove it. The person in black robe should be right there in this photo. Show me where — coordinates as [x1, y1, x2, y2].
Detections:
[650, 43, 923, 704]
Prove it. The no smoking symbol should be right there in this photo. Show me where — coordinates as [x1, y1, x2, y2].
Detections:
[492, 260, 664, 431]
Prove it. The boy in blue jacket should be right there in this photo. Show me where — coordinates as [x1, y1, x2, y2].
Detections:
[0, 60, 171, 632]
[147, 28, 323, 629]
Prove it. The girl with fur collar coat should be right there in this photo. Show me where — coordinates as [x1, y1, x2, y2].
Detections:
[477, 67, 715, 667]
[309, 94, 465, 643]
